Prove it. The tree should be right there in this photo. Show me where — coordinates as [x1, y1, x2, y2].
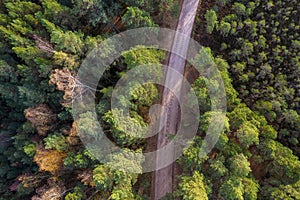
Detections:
[236, 121, 259, 148]
[71, 0, 112, 27]
[44, 133, 68, 152]
[33, 146, 67, 175]
[254, 100, 276, 122]
[103, 109, 147, 146]
[243, 178, 259, 200]
[24, 104, 57, 136]
[260, 139, 300, 184]
[232, 3, 247, 16]
[177, 171, 209, 200]
[270, 180, 300, 200]
[63, 149, 95, 170]
[122, 7, 156, 28]
[219, 20, 231, 36]
[229, 153, 251, 177]
[122, 46, 165, 70]
[93, 165, 114, 191]
[41, 18, 85, 57]
[181, 137, 208, 171]
[205, 10, 218, 34]
[23, 143, 37, 158]
[207, 155, 228, 180]
[65, 184, 85, 200]
[219, 177, 244, 200]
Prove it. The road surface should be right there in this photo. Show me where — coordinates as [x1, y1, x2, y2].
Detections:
[152, 0, 201, 199]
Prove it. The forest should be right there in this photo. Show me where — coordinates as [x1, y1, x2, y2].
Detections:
[0, 0, 299, 199]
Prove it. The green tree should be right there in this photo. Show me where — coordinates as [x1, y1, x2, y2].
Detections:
[177, 171, 209, 200]
[44, 133, 68, 152]
[243, 178, 259, 200]
[229, 153, 251, 177]
[205, 10, 218, 34]
[219, 177, 244, 200]
[236, 121, 259, 148]
[219, 20, 231, 36]
[122, 7, 156, 28]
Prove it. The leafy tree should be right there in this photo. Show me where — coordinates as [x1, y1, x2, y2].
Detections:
[23, 143, 37, 157]
[177, 171, 209, 200]
[71, 0, 114, 27]
[44, 133, 68, 152]
[219, 177, 244, 200]
[243, 178, 259, 200]
[259, 139, 300, 184]
[93, 165, 114, 191]
[236, 121, 259, 148]
[205, 10, 218, 34]
[207, 155, 228, 180]
[269, 180, 300, 200]
[64, 149, 96, 170]
[180, 136, 208, 172]
[232, 3, 247, 17]
[219, 20, 231, 36]
[122, 6, 156, 28]
[229, 153, 251, 177]
[34, 147, 67, 174]
[103, 109, 147, 146]
[65, 184, 85, 200]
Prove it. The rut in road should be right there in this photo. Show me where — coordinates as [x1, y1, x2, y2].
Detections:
[151, 0, 201, 199]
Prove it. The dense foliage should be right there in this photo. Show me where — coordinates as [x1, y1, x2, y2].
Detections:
[0, 0, 299, 199]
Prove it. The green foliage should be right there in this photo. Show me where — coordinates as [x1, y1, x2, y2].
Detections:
[236, 121, 259, 148]
[229, 103, 259, 130]
[180, 137, 208, 171]
[260, 139, 300, 184]
[269, 180, 300, 200]
[229, 154, 251, 177]
[199, 111, 230, 134]
[64, 149, 96, 170]
[191, 77, 211, 112]
[122, 46, 165, 70]
[23, 143, 36, 157]
[215, 132, 229, 150]
[44, 133, 68, 152]
[5, 1, 41, 19]
[232, 3, 247, 16]
[207, 0, 299, 160]
[65, 184, 85, 200]
[41, 18, 85, 56]
[110, 183, 135, 200]
[219, 20, 231, 36]
[219, 177, 244, 200]
[207, 156, 228, 179]
[93, 165, 114, 191]
[243, 178, 259, 200]
[0, 0, 299, 199]
[177, 171, 209, 200]
[71, 0, 111, 27]
[93, 150, 143, 199]
[130, 83, 158, 107]
[103, 109, 147, 146]
[122, 7, 156, 28]
[261, 124, 277, 139]
[214, 57, 240, 110]
[205, 10, 218, 34]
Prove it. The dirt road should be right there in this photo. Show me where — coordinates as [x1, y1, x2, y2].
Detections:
[152, 0, 201, 199]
